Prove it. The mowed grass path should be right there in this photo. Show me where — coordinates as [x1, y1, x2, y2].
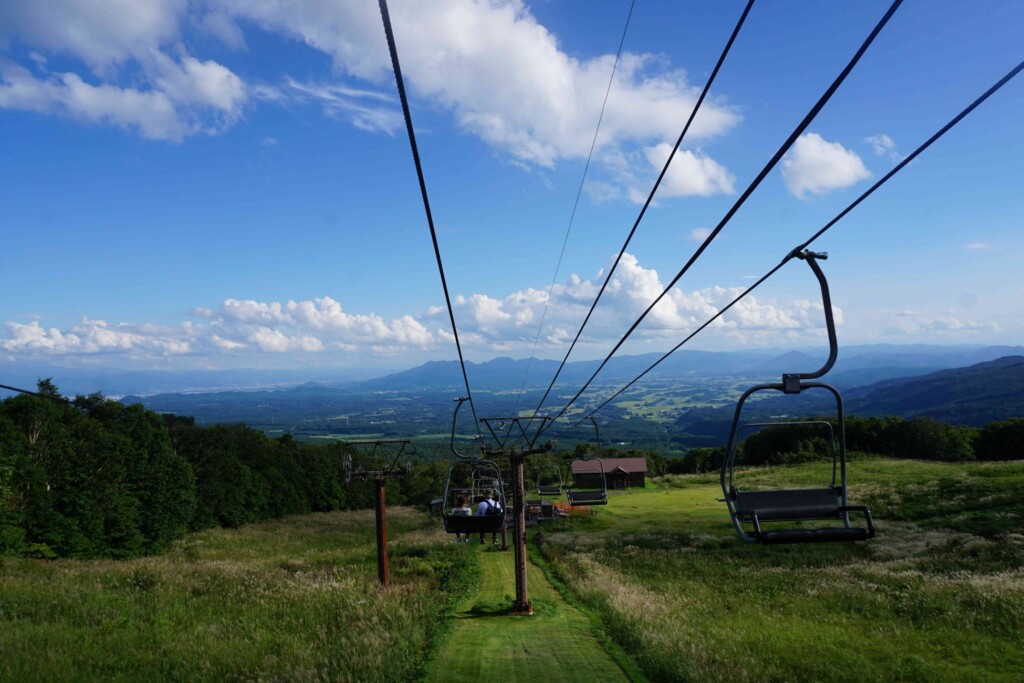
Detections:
[424, 543, 634, 682]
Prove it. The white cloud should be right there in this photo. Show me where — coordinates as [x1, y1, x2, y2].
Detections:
[0, 0, 246, 140]
[273, 78, 401, 134]
[782, 133, 871, 200]
[966, 242, 992, 251]
[688, 227, 712, 243]
[645, 144, 735, 198]
[878, 310, 989, 336]
[210, 0, 740, 167]
[0, 0, 186, 70]
[1, 0, 741, 189]
[1, 256, 850, 363]
[864, 133, 895, 157]
[0, 64, 188, 140]
[423, 252, 837, 351]
[1, 319, 190, 356]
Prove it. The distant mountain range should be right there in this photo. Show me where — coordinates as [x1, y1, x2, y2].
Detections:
[846, 355, 1024, 424]
[351, 344, 1024, 394]
[5, 344, 1018, 398]
[675, 355, 1024, 444]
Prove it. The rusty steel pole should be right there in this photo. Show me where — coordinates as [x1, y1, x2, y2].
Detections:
[374, 478, 389, 588]
[511, 453, 531, 615]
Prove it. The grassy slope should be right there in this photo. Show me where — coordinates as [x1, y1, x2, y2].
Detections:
[0, 509, 473, 682]
[539, 459, 1024, 683]
[424, 544, 634, 682]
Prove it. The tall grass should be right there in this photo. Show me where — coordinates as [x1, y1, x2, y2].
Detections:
[539, 459, 1024, 683]
[0, 508, 475, 682]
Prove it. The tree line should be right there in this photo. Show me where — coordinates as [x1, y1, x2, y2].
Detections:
[672, 415, 1024, 474]
[2, 383, 1019, 558]
[0, 383, 452, 559]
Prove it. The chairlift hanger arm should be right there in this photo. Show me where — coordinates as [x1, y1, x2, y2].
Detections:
[785, 250, 837, 385]
[480, 416, 552, 452]
[344, 439, 411, 479]
[450, 397, 477, 460]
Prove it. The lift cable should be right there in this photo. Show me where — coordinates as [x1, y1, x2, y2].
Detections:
[554, 57, 1024, 436]
[378, 0, 480, 435]
[538, 0, 903, 435]
[529, 0, 757, 425]
[514, 0, 637, 418]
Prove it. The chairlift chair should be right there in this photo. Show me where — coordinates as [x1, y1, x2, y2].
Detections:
[566, 417, 608, 506]
[535, 464, 564, 497]
[566, 458, 608, 506]
[720, 251, 875, 544]
[441, 396, 507, 535]
[442, 458, 507, 535]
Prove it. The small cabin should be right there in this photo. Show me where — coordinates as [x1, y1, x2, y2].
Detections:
[571, 457, 648, 490]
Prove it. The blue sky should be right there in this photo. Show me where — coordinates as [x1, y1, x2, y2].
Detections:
[1, 0, 1021, 378]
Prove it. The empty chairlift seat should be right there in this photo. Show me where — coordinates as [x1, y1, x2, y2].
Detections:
[719, 251, 875, 544]
[567, 456, 608, 506]
[536, 463, 564, 497]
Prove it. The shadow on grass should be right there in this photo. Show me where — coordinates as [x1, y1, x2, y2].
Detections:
[458, 597, 514, 619]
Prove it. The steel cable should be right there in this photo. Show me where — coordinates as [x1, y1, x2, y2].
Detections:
[378, 0, 481, 434]
[556, 57, 1024, 435]
[529, 0, 758, 423]
[540, 0, 904, 434]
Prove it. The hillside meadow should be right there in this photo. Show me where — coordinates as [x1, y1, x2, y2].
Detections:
[537, 458, 1024, 682]
[0, 508, 475, 681]
[1, 457, 1022, 681]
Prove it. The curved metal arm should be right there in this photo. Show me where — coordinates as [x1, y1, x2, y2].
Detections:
[450, 397, 476, 460]
[790, 250, 838, 382]
[588, 416, 601, 458]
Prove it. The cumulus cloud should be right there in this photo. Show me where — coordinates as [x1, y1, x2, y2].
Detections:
[1, 319, 190, 356]
[209, 0, 740, 167]
[782, 133, 871, 199]
[645, 144, 735, 198]
[0, 0, 246, 140]
[1, 256, 847, 363]
[421, 252, 838, 351]
[1, 0, 741, 195]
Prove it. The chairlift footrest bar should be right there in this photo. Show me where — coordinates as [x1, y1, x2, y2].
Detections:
[757, 526, 870, 544]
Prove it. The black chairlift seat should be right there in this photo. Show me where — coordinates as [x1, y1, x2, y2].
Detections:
[566, 488, 608, 506]
[536, 463, 564, 497]
[730, 487, 875, 544]
[443, 511, 505, 535]
[567, 456, 608, 507]
[720, 251, 875, 545]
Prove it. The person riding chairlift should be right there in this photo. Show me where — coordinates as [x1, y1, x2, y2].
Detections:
[451, 495, 472, 543]
[477, 489, 501, 545]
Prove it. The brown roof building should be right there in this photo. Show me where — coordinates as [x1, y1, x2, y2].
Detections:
[571, 457, 648, 490]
